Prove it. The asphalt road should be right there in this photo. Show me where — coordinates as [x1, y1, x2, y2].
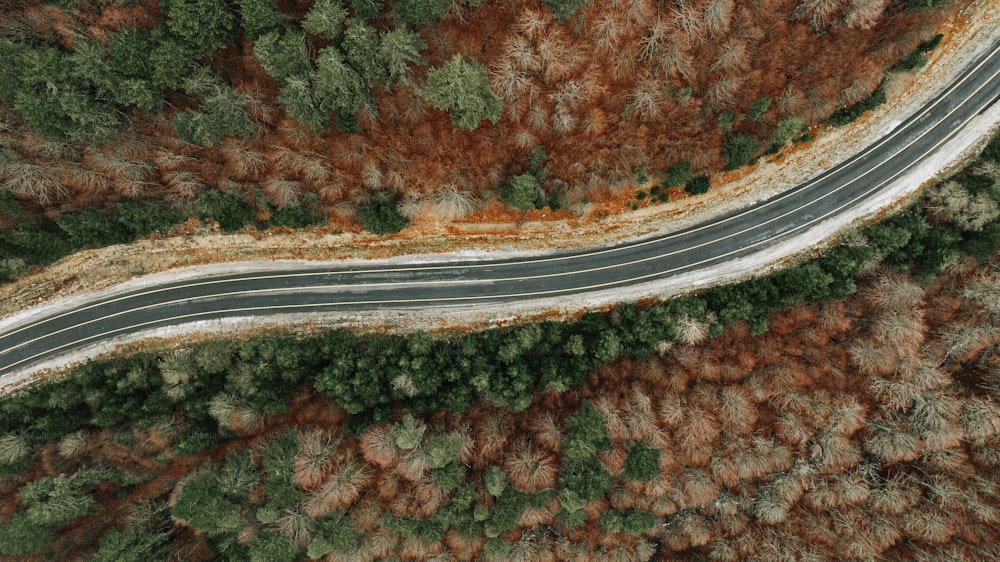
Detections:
[2, 40, 999, 379]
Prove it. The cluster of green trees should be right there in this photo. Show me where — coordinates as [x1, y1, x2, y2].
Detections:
[0, 191, 324, 283]
[250, 0, 428, 133]
[0, 0, 246, 144]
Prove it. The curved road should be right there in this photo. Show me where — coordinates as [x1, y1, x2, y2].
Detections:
[2, 40, 1000, 380]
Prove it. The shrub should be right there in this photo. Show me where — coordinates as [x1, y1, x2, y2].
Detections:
[358, 190, 409, 234]
[662, 161, 692, 188]
[503, 173, 544, 210]
[827, 85, 886, 126]
[723, 134, 758, 170]
[196, 190, 256, 231]
[685, 175, 711, 195]
[717, 108, 734, 131]
[749, 97, 771, 120]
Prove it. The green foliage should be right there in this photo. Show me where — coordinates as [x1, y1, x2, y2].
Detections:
[394, 0, 451, 25]
[342, 19, 385, 87]
[503, 173, 544, 211]
[555, 507, 586, 528]
[379, 26, 426, 86]
[685, 174, 711, 195]
[303, 0, 348, 39]
[424, 432, 462, 468]
[749, 97, 772, 120]
[172, 85, 255, 146]
[279, 78, 330, 131]
[772, 118, 806, 148]
[236, 0, 291, 39]
[827, 85, 886, 126]
[528, 145, 548, 177]
[254, 31, 313, 83]
[559, 457, 612, 503]
[717, 108, 734, 131]
[0, 513, 54, 556]
[314, 46, 370, 116]
[485, 489, 549, 538]
[349, 0, 384, 19]
[907, 0, 947, 8]
[171, 468, 243, 535]
[662, 161, 692, 188]
[598, 509, 656, 535]
[723, 134, 758, 170]
[13, 46, 120, 143]
[195, 190, 255, 232]
[92, 524, 172, 562]
[622, 441, 661, 481]
[391, 414, 426, 449]
[421, 54, 502, 131]
[541, 0, 590, 22]
[19, 472, 95, 526]
[262, 430, 302, 510]
[56, 209, 130, 248]
[116, 200, 184, 237]
[307, 512, 361, 558]
[248, 530, 299, 562]
[358, 190, 409, 234]
[149, 27, 201, 90]
[483, 465, 509, 497]
[160, 0, 236, 55]
[564, 402, 611, 454]
[483, 538, 512, 560]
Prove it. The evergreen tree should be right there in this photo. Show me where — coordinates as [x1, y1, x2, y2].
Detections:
[421, 54, 501, 131]
[379, 26, 426, 86]
[303, 0, 348, 40]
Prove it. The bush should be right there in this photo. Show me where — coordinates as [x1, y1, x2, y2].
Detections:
[717, 108, 734, 131]
[827, 85, 886, 126]
[196, 190, 256, 231]
[723, 134, 758, 170]
[749, 97, 772, 120]
[662, 161, 692, 188]
[358, 191, 409, 235]
[685, 175, 711, 195]
[503, 173, 544, 210]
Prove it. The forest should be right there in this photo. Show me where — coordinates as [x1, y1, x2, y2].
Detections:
[0, 130, 997, 559]
[2, 0, 997, 560]
[0, 0, 957, 283]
